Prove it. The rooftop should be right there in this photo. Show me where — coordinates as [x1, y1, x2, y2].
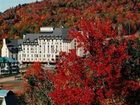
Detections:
[0, 57, 18, 63]
[5, 27, 69, 52]
[0, 90, 10, 97]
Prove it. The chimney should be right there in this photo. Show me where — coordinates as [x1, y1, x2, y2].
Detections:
[40, 27, 54, 32]
[3, 38, 6, 45]
[23, 34, 26, 39]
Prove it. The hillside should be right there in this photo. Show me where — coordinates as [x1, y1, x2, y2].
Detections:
[0, 0, 140, 39]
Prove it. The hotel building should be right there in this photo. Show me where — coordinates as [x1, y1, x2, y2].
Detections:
[1, 27, 83, 67]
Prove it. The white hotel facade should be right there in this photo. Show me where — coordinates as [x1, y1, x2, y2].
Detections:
[1, 27, 83, 66]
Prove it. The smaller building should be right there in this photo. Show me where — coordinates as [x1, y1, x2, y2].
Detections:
[0, 57, 19, 75]
[0, 90, 17, 105]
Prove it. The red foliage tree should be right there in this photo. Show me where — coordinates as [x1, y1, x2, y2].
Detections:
[24, 62, 45, 88]
[24, 62, 51, 105]
[49, 19, 140, 105]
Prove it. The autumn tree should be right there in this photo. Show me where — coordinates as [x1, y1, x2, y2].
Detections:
[23, 62, 52, 105]
[121, 36, 140, 105]
[48, 19, 140, 105]
[1, 0, 140, 38]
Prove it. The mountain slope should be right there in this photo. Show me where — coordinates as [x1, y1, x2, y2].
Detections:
[0, 0, 140, 39]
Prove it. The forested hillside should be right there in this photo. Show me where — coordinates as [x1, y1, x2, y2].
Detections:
[0, 1, 140, 104]
[0, 0, 140, 39]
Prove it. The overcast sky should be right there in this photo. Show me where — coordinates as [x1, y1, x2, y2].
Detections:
[0, 0, 42, 12]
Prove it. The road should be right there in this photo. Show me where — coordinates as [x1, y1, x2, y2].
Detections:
[0, 76, 16, 83]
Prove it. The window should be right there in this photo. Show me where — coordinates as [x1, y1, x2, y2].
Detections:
[43, 39, 46, 44]
[22, 54, 26, 57]
[47, 54, 50, 57]
[74, 40, 77, 49]
[31, 47, 34, 53]
[48, 45, 49, 53]
[35, 54, 38, 57]
[44, 45, 45, 53]
[56, 45, 58, 53]
[18, 55, 21, 60]
[31, 48, 34, 50]
[51, 45, 54, 53]
[52, 58, 54, 61]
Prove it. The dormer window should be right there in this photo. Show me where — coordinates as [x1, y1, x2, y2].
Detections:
[34, 39, 38, 45]
[18, 44, 22, 50]
[26, 38, 30, 42]
[23, 42, 26, 45]
[18, 44, 21, 48]
[39, 35, 43, 39]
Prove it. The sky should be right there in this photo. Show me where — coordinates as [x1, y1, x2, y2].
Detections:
[0, 0, 42, 12]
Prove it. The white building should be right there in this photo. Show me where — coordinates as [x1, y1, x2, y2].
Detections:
[1, 27, 83, 66]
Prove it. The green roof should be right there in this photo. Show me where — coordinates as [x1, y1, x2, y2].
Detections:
[0, 57, 18, 63]
[0, 57, 3, 62]
[0, 90, 10, 97]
